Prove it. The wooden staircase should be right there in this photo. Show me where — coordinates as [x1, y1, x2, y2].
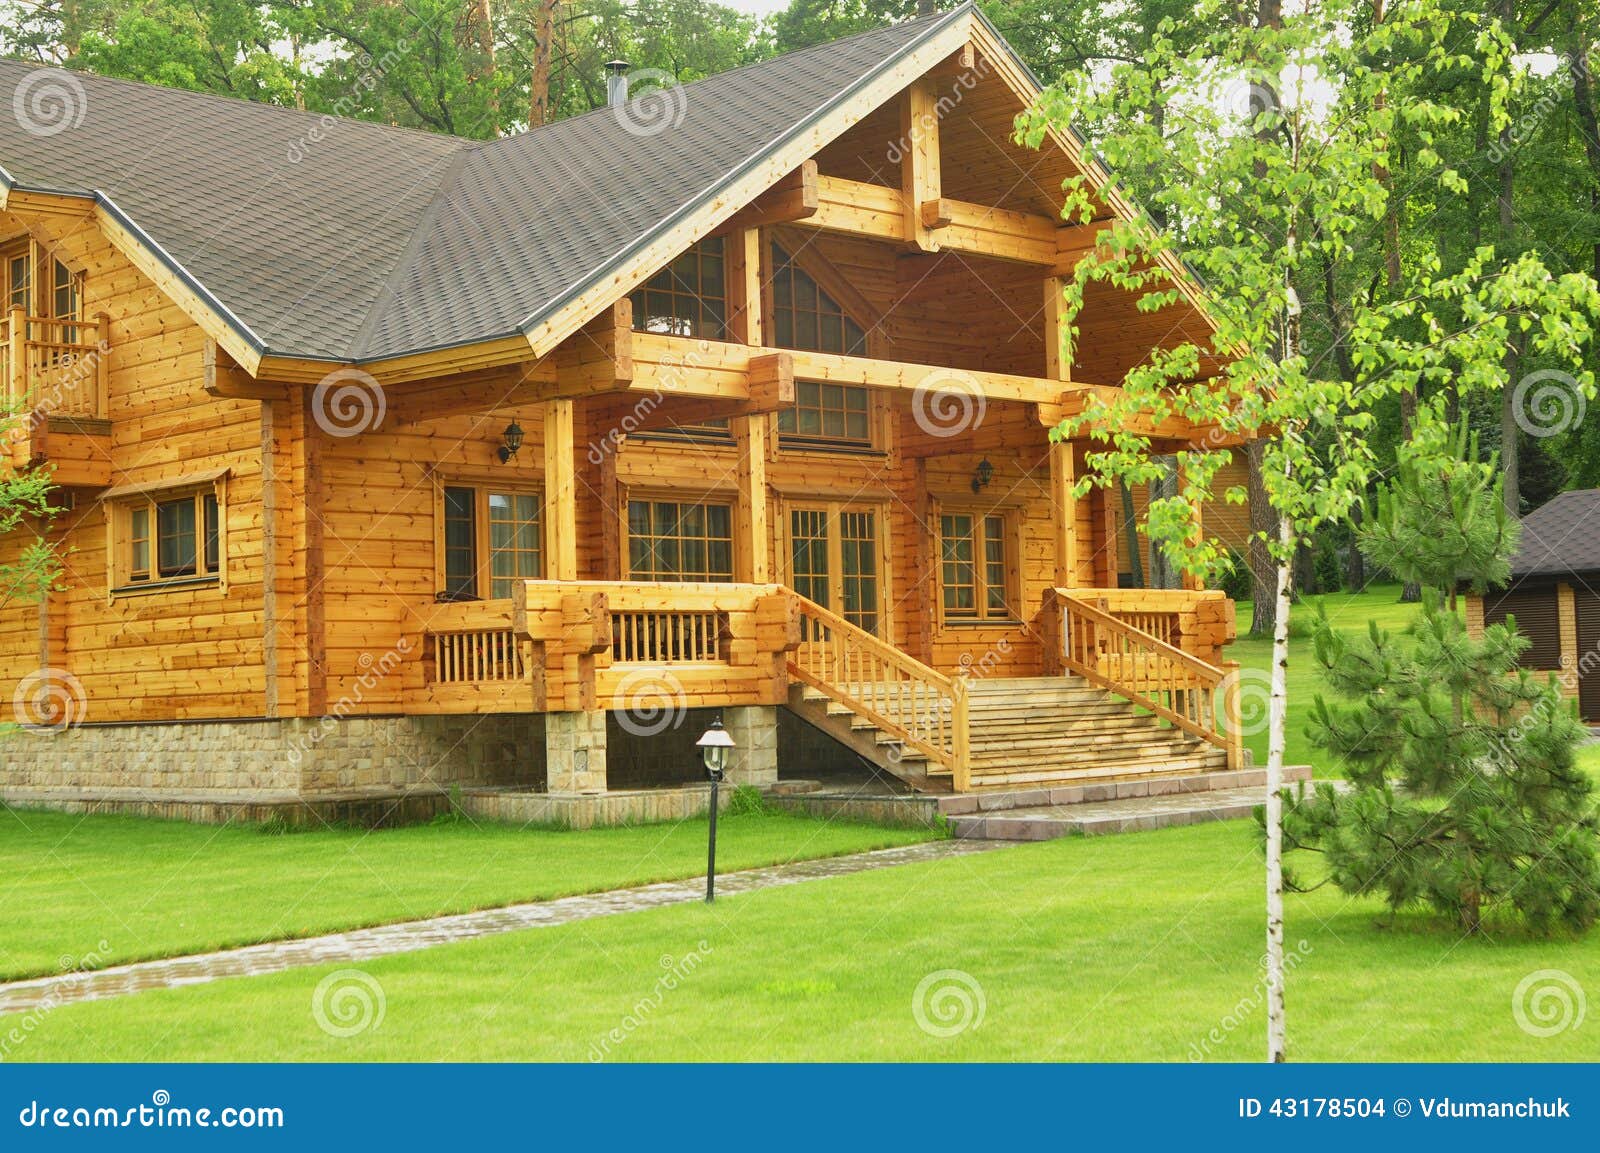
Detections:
[783, 588, 1242, 794]
[788, 675, 1229, 791]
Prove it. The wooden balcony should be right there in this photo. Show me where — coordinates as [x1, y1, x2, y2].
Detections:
[3, 307, 112, 486]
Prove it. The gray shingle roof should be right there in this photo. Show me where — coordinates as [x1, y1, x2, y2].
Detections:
[1508, 488, 1600, 580]
[0, 7, 969, 364]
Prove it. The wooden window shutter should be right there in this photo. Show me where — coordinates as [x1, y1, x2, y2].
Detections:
[1482, 589, 1562, 670]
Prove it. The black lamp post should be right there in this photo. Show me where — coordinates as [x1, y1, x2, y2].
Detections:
[696, 717, 736, 903]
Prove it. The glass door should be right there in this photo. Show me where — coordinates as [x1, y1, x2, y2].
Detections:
[787, 502, 881, 637]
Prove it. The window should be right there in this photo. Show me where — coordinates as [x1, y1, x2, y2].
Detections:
[786, 501, 882, 635]
[630, 237, 726, 339]
[770, 244, 875, 448]
[1483, 588, 1561, 670]
[940, 510, 1015, 622]
[1, 243, 82, 321]
[114, 485, 223, 591]
[770, 244, 867, 355]
[439, 485, 542, 600]
[627, 499, 734, 582]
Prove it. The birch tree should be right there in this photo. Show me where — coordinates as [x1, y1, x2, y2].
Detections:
[1019, 0, 1600, 1061]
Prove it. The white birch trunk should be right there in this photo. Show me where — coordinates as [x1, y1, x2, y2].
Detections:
[1265, 508, 1293, 1063]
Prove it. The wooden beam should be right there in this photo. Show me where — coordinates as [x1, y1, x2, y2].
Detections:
[296, 388, 327, 716]
[626, 352, 794, 433]
[554, 299, 634, 392]
[260, 398, 279, 717]
[1043, 276, 1069, 382]
[809, 174, 1059, 265]
[203, 340, 283, 401]
[385, 363, 555, 425]
[710, 162, 818, 237]
[902, 79, 942, 252]
[735, 413, 771, 582]
[726, 227, 763, 345]
[542, 398, 578, 581]
[1053, 219, 1116, 274]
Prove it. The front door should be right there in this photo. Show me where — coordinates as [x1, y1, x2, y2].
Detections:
[786, 502, 881, 636]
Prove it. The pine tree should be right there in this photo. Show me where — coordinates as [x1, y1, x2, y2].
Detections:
[1283, 420, 1600, 935]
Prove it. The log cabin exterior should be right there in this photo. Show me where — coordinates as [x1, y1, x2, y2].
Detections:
[0, 5, 1250, 815]
[1466, 488, 1600, 725]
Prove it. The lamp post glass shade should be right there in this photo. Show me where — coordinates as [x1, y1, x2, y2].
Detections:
[697, 718, 736, 779]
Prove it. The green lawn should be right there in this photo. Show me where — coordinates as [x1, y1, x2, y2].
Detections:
[0, 807, 932, 982]
[15, 819, 1595, 1062]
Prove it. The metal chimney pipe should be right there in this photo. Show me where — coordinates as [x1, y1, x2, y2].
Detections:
[605, 60, 630, 108]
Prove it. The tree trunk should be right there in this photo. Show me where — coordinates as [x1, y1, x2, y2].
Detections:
[1265, 509, 1294, 1063]
[1247, 440, 1275, 635]
[1498, 0, 1520, 517]
[1119, 480, 1144, 588]
[530, 0, 557, 127]
[1572, 19, 1600, 285]
[1345, 500, 1366, 589]
[1148, 459, 1179, 589]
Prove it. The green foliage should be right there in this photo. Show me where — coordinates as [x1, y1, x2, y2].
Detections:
[725, 783, 770, 816]
[0, 404, 62, 624]
[1217, 547, 1253, 602]
[1285, 434, 1600, 934]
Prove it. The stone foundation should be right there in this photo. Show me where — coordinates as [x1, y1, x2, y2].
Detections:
[0, 714, 542, 799]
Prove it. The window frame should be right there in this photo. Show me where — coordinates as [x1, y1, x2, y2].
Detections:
[623, 493, 738, 584]
[629, 236, 728, 341]
[434, 480, 544, 602]
[935, 502, 1020, 626]
[108, 476, 228, 597]
[1, 239, 84, 322]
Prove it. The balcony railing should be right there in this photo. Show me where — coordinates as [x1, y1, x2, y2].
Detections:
[3, 307, 110, 421]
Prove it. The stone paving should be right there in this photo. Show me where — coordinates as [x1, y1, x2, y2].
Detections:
[949, 781, 1337, 841]
[0, 839, 1002, 1017]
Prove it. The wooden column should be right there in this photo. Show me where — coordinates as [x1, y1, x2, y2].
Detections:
[901, 79, 942, 252]
[1179, 460, 1205, 592]
[729, 227, 772, 583]
[1043, 276, 1071, 382]
[260, 399, 279, 716]
[1048, 441, 1078, 589]
[295, 388, 327, 716]
[543, 398, 578, 581]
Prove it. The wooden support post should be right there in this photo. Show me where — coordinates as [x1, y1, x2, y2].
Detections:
[1043, 276, 1070, 382]
[1049, 441, 1078, 589]
[901, 79, 942, 252]
[543, 398, 578, 582]
[1180, 461, 1205, 592]
[730, 227, 772, 584]
[8, 306, 26, 405]
[1221, 658, 1244, 770]
[727, 227, 763, 345]
[735, 414, 770, 582]
[260, 399, 279, 717]
[297, 388, 328, 716]
[93, 311, 110, 418]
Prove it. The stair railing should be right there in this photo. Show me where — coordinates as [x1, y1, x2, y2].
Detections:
[787, 593, 970, 788]
[1043, 589, 1243, 769]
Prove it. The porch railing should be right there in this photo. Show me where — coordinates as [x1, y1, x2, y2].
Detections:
[421, 601, 526, 685]
[1041, 588, 1243, 769]
[4, 307, 110, 420]
[788, 593, 970, 788]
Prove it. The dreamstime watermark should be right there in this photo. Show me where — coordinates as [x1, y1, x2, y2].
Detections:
[286, 640, 410, 765]
[1216, 665, 1273, 738]
[885, 52, 995, 166]
[1511, 369, 1586, 438]
[1512, 969, 1585, 1038]
[12, 69, 88, 137]
[11, 667, 88, 734]
[586, 340, 713, 463]
[311, 367, 386, 438]
[1187, 938, 1313, 1061]
[588, 942, 713, 1061]
[911, 369, 986, 438]
[287, 42, 411, 163]
[0, 940, 111, 1062]
[613, 69, 687, 138]
[311, 969, 386, 1038]
[611, 667, 687, 737]
[911, 969, 986, 1038]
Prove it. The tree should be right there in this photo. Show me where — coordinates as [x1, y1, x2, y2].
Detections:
[1286, 419, 1600, 934]
[1020, 0, 1600, 1059]
[0, 407, 62, 653]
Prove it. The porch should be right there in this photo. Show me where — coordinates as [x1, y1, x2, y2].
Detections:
[2, 306, 112, 486]
[405, 580, 1245, 795]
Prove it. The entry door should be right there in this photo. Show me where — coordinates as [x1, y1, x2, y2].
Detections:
[787, 502, 881, 636]
[1576, 592, 1600, 723]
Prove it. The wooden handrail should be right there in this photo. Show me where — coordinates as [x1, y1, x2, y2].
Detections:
[1046, 588, 1237, 764]
[5, 307, 108, 419]
[787, 592, 970, 787]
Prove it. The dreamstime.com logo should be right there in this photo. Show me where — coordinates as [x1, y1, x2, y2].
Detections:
[613, 69, 687, 138]
[1512, 969, 1586, 1038]
[1216, 666, 1272, 738]
[912, 369, 986, 439]
[912, 969, 986, 1038]
[611, 667, 687, 737]
[11, 668, 87, 734]
[311, 367, 386, 437]
[1512, 370, 1586, 438]
[12, 69, 88, 137]
[311, 969, 386, 1038]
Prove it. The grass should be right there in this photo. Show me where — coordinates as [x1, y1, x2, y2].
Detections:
[0, 806, 933, 982]
[14, 819, 1596, 1062]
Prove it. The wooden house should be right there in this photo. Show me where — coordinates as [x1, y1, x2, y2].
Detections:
[1466, 488, 1600, 724]
[0, 5, 1251, 818]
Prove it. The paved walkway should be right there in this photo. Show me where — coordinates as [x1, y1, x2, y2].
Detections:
[0, 839, 1000, 1016]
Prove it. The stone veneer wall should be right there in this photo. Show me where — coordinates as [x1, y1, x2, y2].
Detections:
[0, 714, 544, 798]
